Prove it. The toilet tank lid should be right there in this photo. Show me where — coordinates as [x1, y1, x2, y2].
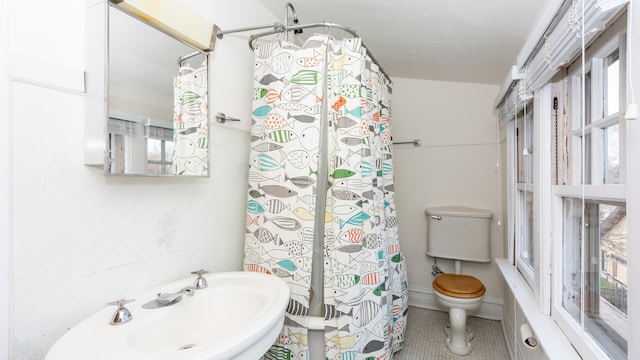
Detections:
[425, 206, 493, 219]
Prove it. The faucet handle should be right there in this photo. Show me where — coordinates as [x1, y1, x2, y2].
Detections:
[191, 269, 209, 289]
[190, 269, 209, 276]
[107, 298, 135, 325]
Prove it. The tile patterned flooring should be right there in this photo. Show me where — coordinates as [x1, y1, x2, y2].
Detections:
[393, 306, 510, 360]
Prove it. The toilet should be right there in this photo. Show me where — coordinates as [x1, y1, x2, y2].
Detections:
[425, 206, 493, 356]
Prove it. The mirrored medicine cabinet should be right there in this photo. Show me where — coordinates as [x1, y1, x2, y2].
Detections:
[85, 1, 210, 177]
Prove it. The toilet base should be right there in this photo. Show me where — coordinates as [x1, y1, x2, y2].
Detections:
[444, 325, 474, 356]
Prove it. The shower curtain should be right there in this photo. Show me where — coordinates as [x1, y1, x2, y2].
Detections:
[173, 61, 208, 176]
[245, 34, 408, 360]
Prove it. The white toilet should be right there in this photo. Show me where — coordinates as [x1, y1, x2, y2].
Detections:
[425, 206, 493, 356]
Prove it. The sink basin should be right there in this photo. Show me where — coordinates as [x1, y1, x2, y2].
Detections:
[46, 271, 289, 360]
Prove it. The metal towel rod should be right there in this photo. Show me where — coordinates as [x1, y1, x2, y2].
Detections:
[215, 112, 242, 124]
[392, 139, 422, 147]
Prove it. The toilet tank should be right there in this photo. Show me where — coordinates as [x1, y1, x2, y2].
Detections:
[425, 206, 493, 263]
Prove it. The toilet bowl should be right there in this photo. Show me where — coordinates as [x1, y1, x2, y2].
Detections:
[432, 273, 485, 355]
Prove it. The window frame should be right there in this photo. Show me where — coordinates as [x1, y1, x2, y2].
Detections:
[550, 17, 628, 360]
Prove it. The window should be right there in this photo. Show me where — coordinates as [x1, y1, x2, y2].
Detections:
[145, 125, 174, 176]
[552, 18, 627, 359]
[515, 107, 535, 282]
[147, 138, 174, 175]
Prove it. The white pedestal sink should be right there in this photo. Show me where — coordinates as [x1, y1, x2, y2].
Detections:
[46, 271, 290, 360]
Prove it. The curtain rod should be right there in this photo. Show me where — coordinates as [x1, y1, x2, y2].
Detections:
[217, 22, 392, 83]
[177, 51, 205, 66]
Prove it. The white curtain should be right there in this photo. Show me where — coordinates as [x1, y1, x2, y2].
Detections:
[245, 35, 408, 360]
[173, 62, 208, 176]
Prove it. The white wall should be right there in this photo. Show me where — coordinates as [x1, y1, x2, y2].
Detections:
[4, 0, 276, 358]
[391, 77, 504, 317]
[1, 1, 11, 358]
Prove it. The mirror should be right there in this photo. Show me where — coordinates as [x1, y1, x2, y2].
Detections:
[107, 4, 209, 176]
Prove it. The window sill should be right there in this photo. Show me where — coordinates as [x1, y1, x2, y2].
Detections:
[496, 258, 581, 360]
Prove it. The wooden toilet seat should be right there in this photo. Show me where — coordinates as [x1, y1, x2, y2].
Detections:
[432, 274, 486, 299]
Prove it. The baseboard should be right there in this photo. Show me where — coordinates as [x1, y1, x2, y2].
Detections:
[408, 287, 503, 321]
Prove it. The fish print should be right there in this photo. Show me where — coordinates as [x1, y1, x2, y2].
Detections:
[332, 96, 347, 111]
[352, 300, 380, 327]
[275, 102, 307, 111]
[268, 52, 295, 74]
[245, 248, 266, 264]
[333, 179, 363, 190]
[247, 263, 271, 274]
[333, 116, 358, 130]
[257, 73, 285, 86]
[248, 189, 265, 199]
[263, 199, 290, 214]
[333, 189, 361, 201]
[324, 304, 353, 320]
[332, 205, 359, 216]
[331, 69, 354, 87]
[296, 56, 323, 68]
[328, 332, 362, 349]
[264, 345, 291, 360]
[287, 112, 316, 124]
[245, 214, 260, 226]
[281, 239, 311, 255]
[288, 328, 308, 346]
[272, 268, 294, 279]
[299, 127, 320, 151]
[341, 228, 364, 244]
[252, 142, 283, 153]
[277, 334, 294, 346]
[254, 227, 279, 244]
[295, 256, 312, 272]
[285, 150, 311, 169]
[246, 200, 265, 214]
[282, 85, 317, 102]
[340, 127, 363, 137]
[252, 105, 273, 117]
[339, 212, 371, 229]
[297, 227, 314, 242]
[333, 274, 361, 288]
[285, 174, 316, 188]
[266, 88, 282, 104]
[340, 137, 362, 147]
[252, 153, 285, 171]
[362, 340, 385, 354]
[266, 129, 298, 143]
[265, 113, 291, 129]
[363, 233, 383, 249]
[287, 298, 309, 316]
[331, 169, 356, 179]
[335, 244, 362, 253]
[340, 84, 361, 98]
[274, 259, 298, 271]
[264, 215, 302, 231]
[361, 272, 380, 285]
[253, 87, 269, 100]
[290, 70, 319, 85]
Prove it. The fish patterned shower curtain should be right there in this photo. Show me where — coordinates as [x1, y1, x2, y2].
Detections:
[245, 34, 408, 360]
[173, 61, 208, 175]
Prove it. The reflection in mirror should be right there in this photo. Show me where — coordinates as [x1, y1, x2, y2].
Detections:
[107, 5, 208, 176]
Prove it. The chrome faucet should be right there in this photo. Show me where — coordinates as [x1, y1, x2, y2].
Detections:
[107, 298, 135, 325]
[156, 286, 195, 306]
[191, 269, 209, 289]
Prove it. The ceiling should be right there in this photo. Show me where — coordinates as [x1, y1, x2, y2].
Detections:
[255, 0, 550, 85]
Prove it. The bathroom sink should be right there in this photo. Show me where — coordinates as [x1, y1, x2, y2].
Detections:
[46, 271, 289, 360]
